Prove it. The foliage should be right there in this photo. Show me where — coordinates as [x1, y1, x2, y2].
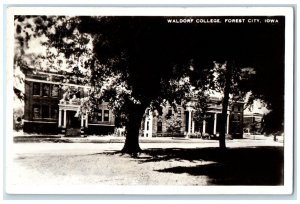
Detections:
[165, 112, 182, 134]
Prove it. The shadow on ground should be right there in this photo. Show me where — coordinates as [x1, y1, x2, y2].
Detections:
[139, 146, 284, 185]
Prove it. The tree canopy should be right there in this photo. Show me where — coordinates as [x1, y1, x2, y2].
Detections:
[14, 15, 285, 153]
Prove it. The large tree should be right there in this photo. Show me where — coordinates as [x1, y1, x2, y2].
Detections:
[15, 16, 199, 155]
[187, 17, 285, 148]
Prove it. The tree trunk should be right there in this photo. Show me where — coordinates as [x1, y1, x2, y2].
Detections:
[121, 103, 147, 156]
[219, 61, 233, 149]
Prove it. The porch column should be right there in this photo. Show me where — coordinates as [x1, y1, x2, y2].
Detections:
[61, 109, 67, 135]
[188, 110, 192, 134]
[202, 120, 206, 134]
[143, 118, 147, 137]
[58, 109, 62, 127]
[226, 113, 230, 134]
[81, 115, 84, 128]
[81, 114, 85, 137]
[148, 111, 153, 138]
[63, 109, 67, 128]
[213, 113, 217, 135]
[192, 121, 195, 134]
[85, 113, 88, 128]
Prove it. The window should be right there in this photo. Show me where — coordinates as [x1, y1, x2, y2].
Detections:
[234, 114, 240, 121]
[75, 91, 81, 98]
[33, 104, 56, 119]
[51, 106, 58, 119]
[238, 106, 242, 112]
[42, 84, 50, 96]
[77, 87, 84, 98]
[42, 105, 50, 118]
[177, 108, 182, 117]
[104, 110, 109, 122]
[33, 83, 40, 96]
[157, 122, 162, 132]
[168, 108, 172, 115]
[234, 106, 238, 112]
[97, 110, 102, 121]
[51, 85, 59, 97]
[33, 104, 40, 118]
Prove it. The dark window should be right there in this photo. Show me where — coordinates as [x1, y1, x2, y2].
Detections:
[234, 106, 238, 112]
[157, 122, 162, 132]
[51, 106, 58, 119]
[238, 106, 242, 112]
[177, 108, 182, 117]
[104, 110, 109, 122]
[51, 85, 59, 97]
[77, 87, 84, 98]
[42, 105, 50, 118]
[97, 110, 102, 121]
[33, 83, 40, 95]
[33, 104, 40, 118]
[75, 90, 81, 98]
[42, 84, 50, 96]
[234, 114, 240, 121]
[168, 108, 172, 115]
[89, 114, 96, 123]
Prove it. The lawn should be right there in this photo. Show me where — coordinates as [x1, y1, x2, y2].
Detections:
[7, 141, 284, 190]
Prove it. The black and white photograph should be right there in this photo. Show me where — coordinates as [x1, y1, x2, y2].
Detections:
[5, 7, 294, 195]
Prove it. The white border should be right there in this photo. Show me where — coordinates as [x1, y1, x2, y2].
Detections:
[5, 7, 294, 195]
[6, 6, 295, 17]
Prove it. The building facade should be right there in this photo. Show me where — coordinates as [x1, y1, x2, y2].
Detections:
[141, 97, 244, 139]
[22, 70, 244, 138]
[23, 70, 114, 136]
[243, 113, 264, 134]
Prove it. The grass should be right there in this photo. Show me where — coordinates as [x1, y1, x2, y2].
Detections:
[10, 143, 284, 186]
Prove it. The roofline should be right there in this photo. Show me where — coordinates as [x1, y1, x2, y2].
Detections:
[25, 77, 91, 89]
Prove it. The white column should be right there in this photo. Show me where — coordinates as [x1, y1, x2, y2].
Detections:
[192, 121, 195, 134]
[188, 110, 192, 134]
[213, 113, 217, 135]
[63, 109, 67, 128]
[148, 111, 153, 138]
[202, 120, 206, 134]
[58, 109, 62, 127]
[81, 114, 84, 128]
[85, 114, 88, 127]
[143, 118, 147, 137]
[226, 114, 230, 134]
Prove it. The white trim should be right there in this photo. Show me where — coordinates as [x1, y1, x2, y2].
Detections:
[25, 78, 90, 88]
[26, 78, 60, 85]
[207, 110, 222, 114]
[23, 120, 57, 124]
[88, 123, 115, 127]
[59, 104, 80, 109]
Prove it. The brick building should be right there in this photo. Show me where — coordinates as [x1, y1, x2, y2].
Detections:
[141, 96, 244, 139]
[23, 70, 114, 136]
